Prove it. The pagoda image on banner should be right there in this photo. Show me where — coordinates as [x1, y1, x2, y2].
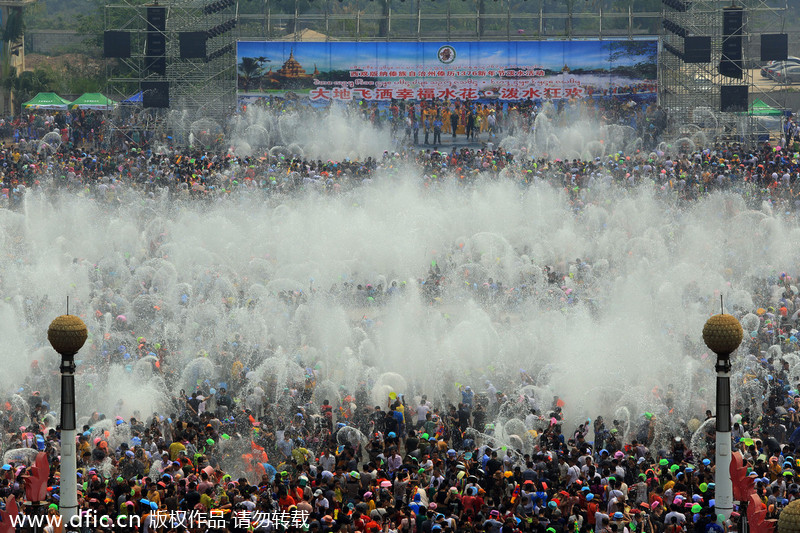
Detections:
[262, 49, 319, 90]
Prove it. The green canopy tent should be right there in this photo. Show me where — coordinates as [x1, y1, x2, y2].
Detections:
[749, 99, 783, 116]
[69, 93, 117, 110]
[22, 92, 71, 110]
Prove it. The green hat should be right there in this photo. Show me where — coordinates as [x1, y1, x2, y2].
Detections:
[691, 504, 702, 513]
[49, 504, 58, 510]
[280, 471, 289, 477]
[206, 438, 215, 446]
[670, 464, 680, 473]
[659, 459, 669, 466]
[418, 468, 425, 474]
[421, 433, 429, 440]
[350, 471, 360, 479]
[117, 476, 124, 483]
[699, 483, 708, 493]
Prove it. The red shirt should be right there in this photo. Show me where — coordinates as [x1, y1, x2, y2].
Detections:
[278, 494, 296, 510]
[364, 519, 381, 533]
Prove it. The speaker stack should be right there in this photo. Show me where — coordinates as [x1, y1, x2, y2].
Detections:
[103, 0, 238, 110]
[684, 36, 711, 64]
[103, 31, 131, 58]
[760, 34, 788, 62]
[719, 7, 743, 79]
[142, 81, 170, 108]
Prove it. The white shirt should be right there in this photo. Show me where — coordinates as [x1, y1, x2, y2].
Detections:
[664, 511, 686, 525]
[567, 465, 581, 486]
[314, 497, 329, 513]
[319, 454, 336, 473]
[416, 404, 431, 422]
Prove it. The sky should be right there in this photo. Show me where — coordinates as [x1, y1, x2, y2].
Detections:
[238, 39, 657, 73]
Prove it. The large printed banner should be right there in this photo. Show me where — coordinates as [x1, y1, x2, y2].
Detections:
[237, 40, 657, 105]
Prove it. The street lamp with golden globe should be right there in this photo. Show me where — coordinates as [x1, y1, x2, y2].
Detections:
[702, 313, 743, 521]
[47, 314, 88, 525]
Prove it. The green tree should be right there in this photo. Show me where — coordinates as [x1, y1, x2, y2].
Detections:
[1, 7, 26, 113]
[3, 7, 24, 43]
[76, 0, 148, 48]
[238, 57, 262, 91]
[3, 68, 56, 114]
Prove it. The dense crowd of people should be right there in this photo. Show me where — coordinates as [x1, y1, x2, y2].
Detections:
[1, 95, 670, 158]
[2, 101, 800, 533]
[0, 98, 795, 211]
[6, 330, 800, 533]
[3, 134, 800, 214]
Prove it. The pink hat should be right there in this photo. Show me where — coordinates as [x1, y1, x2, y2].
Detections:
[380, 480, 392, 488]
[650, 502, 659, 510]
[614, 451, 624, 459]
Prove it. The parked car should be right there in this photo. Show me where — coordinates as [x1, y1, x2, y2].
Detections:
[770, 64, 800, 83]
[760, 56, 800, 78]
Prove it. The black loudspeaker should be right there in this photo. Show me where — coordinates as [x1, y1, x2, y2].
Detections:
[761, 34, 788, 62]
[720, 85, 748, 112]
[146, 32, 166, 75]
[147, 6, 166, 32]
[719, 34, 742, 78]
[723, 7, 743, 35]
[104, 31, 131, 58]
[684, 36, 711, 63]
[142, 81, 170, 108]
[179, 32, 207, 59]
[719, 7, 743, 78]
[146, 32, 166, 55]
[145, 56, 166, 76]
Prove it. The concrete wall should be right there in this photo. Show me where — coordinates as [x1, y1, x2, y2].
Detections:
[757, 90, 800, 113]
[26, 30, 88, 54]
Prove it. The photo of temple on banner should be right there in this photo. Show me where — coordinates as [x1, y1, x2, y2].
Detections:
[237, 40, 658, 106]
